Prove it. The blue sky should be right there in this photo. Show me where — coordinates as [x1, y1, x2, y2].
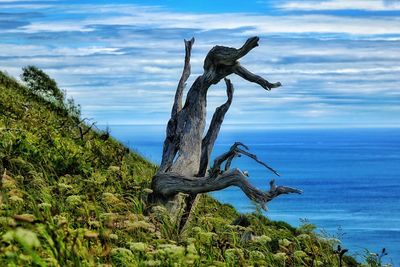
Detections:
[1, 0, 400, 128]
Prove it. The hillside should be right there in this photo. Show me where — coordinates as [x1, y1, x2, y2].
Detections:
[0, 70, 359, 266]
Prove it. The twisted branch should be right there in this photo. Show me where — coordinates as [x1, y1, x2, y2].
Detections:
[210, 142, 280, 177]
[152, 168, 301, 211]
[233, 64, 282, 90]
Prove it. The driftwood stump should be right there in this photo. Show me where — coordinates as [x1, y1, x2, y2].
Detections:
[148, 37, 301, 231]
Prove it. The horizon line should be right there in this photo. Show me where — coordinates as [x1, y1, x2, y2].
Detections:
[96, 123, 400, 129]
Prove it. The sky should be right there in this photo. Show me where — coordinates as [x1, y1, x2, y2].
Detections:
[1, 0, 400, 128]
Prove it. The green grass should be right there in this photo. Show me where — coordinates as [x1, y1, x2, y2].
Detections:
[0, 70, 364, 266]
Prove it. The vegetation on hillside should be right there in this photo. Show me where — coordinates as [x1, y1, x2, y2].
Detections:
[0, 69, 383, 266]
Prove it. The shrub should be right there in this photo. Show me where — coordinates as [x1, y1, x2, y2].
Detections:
[21, 65, 64, 105]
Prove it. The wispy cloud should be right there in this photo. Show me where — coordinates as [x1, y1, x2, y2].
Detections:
[279, 0, 400, 11]
[3, 4, 400, 36]
[0, 1, 399, 127]
[14, 11, 400, 36]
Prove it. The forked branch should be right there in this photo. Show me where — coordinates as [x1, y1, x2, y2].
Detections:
[152, 168, 301, 211]
[210, 142, 280, 177]
[199, 78, 234, 176]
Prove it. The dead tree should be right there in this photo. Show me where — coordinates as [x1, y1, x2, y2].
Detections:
[149, 37, 301, 230]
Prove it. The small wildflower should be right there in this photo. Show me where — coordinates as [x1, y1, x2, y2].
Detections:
[88, 220, 101, 228]
[9, 195, 24, 204]
[58, 183, 73, 191]
[253, 235, 272, 243]
[273, 252, 287, 261]
[66, 195, 82, 207]
[3, 228, 40, 249]
[129, 242, 147, 252]
[108, 166, 120, 172]
[279, 238, 292, 247]
[294, 250, 308, 258]
[102, 192, 122, 205]
[2, 172, 16, 189]
[0, 216, 16, 227]
[126, 220, 152, 231]
[296, 233, 310, 240]
[144, 260, 161, 266]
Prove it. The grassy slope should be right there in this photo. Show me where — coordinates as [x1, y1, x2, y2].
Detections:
[0, 71, 359, 266]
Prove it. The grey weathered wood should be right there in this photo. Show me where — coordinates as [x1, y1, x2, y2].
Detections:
[159, 38, 194, 173]
[150, 36, 300, 229]
[172, 38, 194, 117]
[179, 78, 234, 233]
[233, 64, 282, 90]
[210, 142, 280, 178]
[152, 169, 301, 211]
[199, 78, 234, 177]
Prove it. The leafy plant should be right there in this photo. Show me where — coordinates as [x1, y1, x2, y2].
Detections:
[21, 66, 65, 105]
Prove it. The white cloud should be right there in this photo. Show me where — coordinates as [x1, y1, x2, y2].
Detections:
[1, 2, 400, 126]
[18, 23, 92, 33]
[279, 0, 400, 11]
[0, 0, 56, 8]
[8, 4, 400, 35]
[0, 4, 54, 8]
[82, 12, 400, 35]
[238, 15, 400, 35]
[53, 47, 123, 56]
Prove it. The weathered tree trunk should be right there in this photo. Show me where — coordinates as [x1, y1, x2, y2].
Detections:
[149, 37, 301, 230]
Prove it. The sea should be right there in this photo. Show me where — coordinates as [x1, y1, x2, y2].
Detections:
[105, 125, 400, 265]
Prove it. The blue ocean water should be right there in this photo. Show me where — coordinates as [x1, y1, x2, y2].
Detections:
[106, 125, 400, 265]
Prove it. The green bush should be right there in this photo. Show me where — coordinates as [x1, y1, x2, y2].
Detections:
[21, 66, 65, 105]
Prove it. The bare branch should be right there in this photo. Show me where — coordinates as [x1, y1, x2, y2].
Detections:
[209, 142, 243, 177]
[160, 38, 195, 173]
[172, 38, 195, 117]
[234, 147, 280, 176]
[199, 78, 234, 176]
[265, 179, 302, 209]
[75, 118, 96, 141]
[152, 168, 301, 211]
[233, 64, 281, 90]
[224, 151, 241, 172]
[80, 122, 96, 138]
[210, 142, 279, 177]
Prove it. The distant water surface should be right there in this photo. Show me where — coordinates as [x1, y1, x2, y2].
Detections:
[106, 125, 400, 265]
